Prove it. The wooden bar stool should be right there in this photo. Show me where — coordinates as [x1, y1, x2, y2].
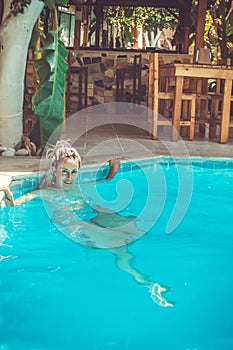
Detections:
[157, 91, 196, 140]
[182, 76, 211, 138]
[148, 53, 196, 140]
[66, 66, 88, 116]
[193, 78, 211, 138]
[116, 54, 142, 104]
[209, 89, 233, 140]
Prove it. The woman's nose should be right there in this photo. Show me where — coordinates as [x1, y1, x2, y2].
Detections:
[66, 172, 71, 179]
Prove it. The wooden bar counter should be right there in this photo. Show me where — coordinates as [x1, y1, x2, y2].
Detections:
[159, 63, 233, 143]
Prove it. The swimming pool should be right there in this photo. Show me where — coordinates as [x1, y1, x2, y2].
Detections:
[0, 157, 233, 350]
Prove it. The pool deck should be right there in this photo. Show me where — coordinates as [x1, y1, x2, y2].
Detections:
[0, 124, 233, 183]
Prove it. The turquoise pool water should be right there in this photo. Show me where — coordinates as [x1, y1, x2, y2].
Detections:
[0, 157, 233, 350]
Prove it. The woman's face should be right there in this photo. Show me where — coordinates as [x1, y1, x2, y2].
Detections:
[55, 157, 80, 188]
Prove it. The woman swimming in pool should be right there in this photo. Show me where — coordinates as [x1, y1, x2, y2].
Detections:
[1, 140, 120, 205]
[0, 140, 173, 307]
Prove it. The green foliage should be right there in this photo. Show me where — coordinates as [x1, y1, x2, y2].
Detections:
[45, 0, 68, 10]
[44, 0, 56, 9]
[32, 29, 68, 146]
[105, 6, 178, 47]
[105, 6, 178, 30]
[134, 7, 178, 31]
[206, 0, 233, 60]
[123, 24, 134, 45]
[187, 0, 233, 61]
[7, 0, 69, 147]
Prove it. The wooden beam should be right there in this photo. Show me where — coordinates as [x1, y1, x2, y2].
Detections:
[71, 0, 188, 8]
[74, 3, 82, 49]
[193, 0, 208, 62]
[95, 0, 182, 8]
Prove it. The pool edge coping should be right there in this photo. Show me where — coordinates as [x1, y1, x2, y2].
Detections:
[1, 155, 233, 206]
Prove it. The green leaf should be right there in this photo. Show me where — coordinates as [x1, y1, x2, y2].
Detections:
[44, 0, 56, 9]
[55, 0, 68, 6]
[32, 29, 68, 146]
[44, 0, 68, 10]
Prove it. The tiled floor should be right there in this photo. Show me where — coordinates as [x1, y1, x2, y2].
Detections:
[0, 122, 233, 179]
[0, 101, 233, 179]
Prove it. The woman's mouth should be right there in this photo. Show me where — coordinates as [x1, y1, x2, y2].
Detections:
[64, 180, 73, 185]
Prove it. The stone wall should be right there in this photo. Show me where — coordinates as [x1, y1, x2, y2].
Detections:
[68, 50, 149, 108]
[68, 49, 192, 109]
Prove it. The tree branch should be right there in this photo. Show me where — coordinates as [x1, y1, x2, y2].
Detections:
[226, 0, 233, 21]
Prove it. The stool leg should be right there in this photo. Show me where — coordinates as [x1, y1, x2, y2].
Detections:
[133, 71, 136, 104]
[189, 96, 196, 141]
[84, 69, 88, 108]
[78, 72, 82, 110]
[120, 72, 124, 101]
[138, 69, 141, 104]
[116, 71, 119, 102]
[209, 95, 219, 138]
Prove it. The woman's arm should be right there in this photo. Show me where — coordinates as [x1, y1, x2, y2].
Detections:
[105, 159, 120, 180]
[1, 186, 40, 206]
[14, 191, 40, 205]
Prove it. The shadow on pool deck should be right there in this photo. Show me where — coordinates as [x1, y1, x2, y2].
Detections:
[0, 123, 233, 178]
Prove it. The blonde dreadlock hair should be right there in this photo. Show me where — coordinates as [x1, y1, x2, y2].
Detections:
[40, 140, 81, 188]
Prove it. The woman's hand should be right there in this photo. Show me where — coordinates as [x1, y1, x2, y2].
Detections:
[0, 186, 15, 206]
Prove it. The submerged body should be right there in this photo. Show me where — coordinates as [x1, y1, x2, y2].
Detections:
[0, 141, 173, 307]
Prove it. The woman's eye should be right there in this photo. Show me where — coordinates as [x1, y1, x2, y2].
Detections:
[62, 169, 68, 174]
[72, 169, 78, 174]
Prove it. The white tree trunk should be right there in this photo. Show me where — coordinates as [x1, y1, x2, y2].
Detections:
[0, 0, 44, 147]
[152, 29, 162, 48]
[143, 31, 150, 47]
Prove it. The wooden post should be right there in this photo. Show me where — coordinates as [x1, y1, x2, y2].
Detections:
[193, 0, 208, 63]
[182, 0, 192, 54]
[147, 53, 159, 139]
[95, 3, 102, 47]
[82, 5, 89, 47]
[183, 26, 190, 54]
[220, 78, 233, 143]
[148, 53, 154, 111]
[131, 23, 138, 49]
[172, 76, 184, 141]
[148, 54, 154, 137]
[152, 53, 159, 139]
[74, 3, 82, 49]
